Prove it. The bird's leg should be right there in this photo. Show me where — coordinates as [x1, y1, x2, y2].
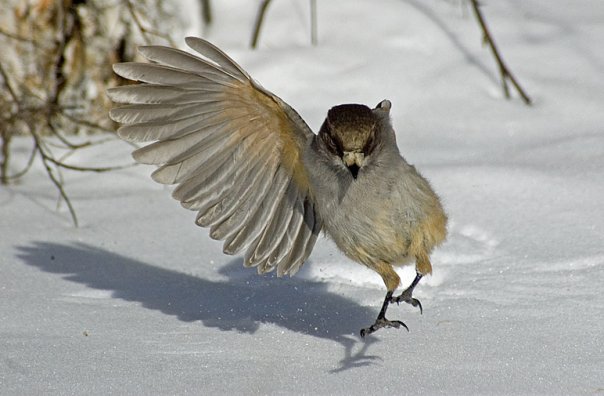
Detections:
[360, 291, 408, 338]
[392, 272, 423, 314]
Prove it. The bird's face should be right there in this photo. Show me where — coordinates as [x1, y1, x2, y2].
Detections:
[318, 100, 391, 179]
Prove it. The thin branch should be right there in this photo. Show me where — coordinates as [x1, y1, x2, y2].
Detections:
[126, 0, 176, 46]
[45, 119, 134, 172]
[27, 119, 134, 226]
[0, 0, 171, 225]
[47, 119, 90, 150]
[310, 0, 318, 46]
[0, 128, 10, 185]
[126, 0, 151, 45]
[0, 27, 39, 46]
[0, 62, 19, 185]
[46, 155, 134, 173]
[469, 0, 531, 105]
[55, 111, 140, 149]
[5, 143, 37, 181]
[251, 0, 273, 49]
[29, 124, 79, 227]
[200, 0, 212, 25]
[58, 111, 116, 134]
[0, 62, 20, 106]
[48, 2, 72, 106]
[42, 153, 79, 227]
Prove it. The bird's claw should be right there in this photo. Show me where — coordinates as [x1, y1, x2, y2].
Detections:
[360, 317, 409, 338]
[391, 291, 423, 314]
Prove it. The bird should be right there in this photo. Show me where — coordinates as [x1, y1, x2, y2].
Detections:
[108, 37, 447, 337]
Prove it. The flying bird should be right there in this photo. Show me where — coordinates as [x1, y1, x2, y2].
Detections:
[108, 37, 447, 337]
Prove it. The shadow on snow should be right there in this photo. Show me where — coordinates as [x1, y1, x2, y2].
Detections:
[17, 241, 383, 372]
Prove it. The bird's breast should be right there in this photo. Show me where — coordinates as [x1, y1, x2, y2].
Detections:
[304, 148, 446, 266]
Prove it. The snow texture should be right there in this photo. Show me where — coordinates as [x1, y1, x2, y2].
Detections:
[1, 0, 603, 394]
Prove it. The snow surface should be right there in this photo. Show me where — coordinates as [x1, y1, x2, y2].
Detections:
[2, 0, 604, 394]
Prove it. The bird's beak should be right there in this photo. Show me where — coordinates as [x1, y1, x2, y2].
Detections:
[342, 151, 364, 179]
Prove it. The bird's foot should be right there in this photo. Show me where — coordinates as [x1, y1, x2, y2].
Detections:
[391, 288, 423, 314]
[360, 317, 409, 338]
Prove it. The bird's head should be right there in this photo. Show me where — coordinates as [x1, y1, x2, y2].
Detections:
[319, 100, 391, 179]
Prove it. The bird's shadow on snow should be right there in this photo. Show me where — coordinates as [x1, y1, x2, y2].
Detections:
[17, 241, 383, 373]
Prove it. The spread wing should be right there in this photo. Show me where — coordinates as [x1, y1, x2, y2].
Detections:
[108, 37, 322, 276]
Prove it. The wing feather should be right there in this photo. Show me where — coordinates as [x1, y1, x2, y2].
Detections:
[271, 198, 305, 276]
[110, 37, 322, 275]
[242, 170, 293, 267]
[195, 140, 274, 230]
[220, 163, 281, 254]
[184, 37, 250, 81]
[138, 46, 245, 84]
[250, 179, 298, 265]
[284, 199, 321, 275]
[107, 84, 222, 105]
[113, 63, 233, 89]
[227, 167, 289, 259]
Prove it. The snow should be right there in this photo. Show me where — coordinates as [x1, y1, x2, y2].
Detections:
[2, 0, 603, 394]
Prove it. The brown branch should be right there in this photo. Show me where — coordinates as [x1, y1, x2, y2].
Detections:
[49, 1, 83, 107]
[251, 0, 317, 48]
[310, 0, 318, 46]
[251, 0, 273, 49]
[0, 62, 20, 106]
[126, 0, 152, 45]
[470, 0, 532, 105]
[58, 111, 116, 134]
[126, 0, 176, 46]
[42, 153, 79, 227]
[45, 118, 134, 172]
[0, 128, 10, 185]
[200, 0, 212, 25]
[0, 0, 172, 224]
[0, 62, 19, 185]
[46, 155, 134, 173]
[47, 119, 90, 150]
[4, 143, 37, 182]
[29, 124, 79, 227]
[54, 111, 140, 149]
[0, 27, 39, 46]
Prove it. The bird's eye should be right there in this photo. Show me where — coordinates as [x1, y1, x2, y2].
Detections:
[363, 133, 376, 155]
[322, 133, 343, 156]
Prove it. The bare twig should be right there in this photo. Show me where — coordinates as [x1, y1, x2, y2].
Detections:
[310, 0, 318, 46]
[29, 124, 79, 226]
[46, 155, 134, 173]
[55, 110, 140, 150]
[200, 0, 212, 25]
[0, 0, 174, 225]
[0, 62, 19, 185]
[126, 0, 176, 46]
[251, 0, 273, 49]
[42, 154, 79, 227]
[46, 118, 134, 172]
[0, 127, 10, 185]
[58, 111, 116, 134]
[126, 0, 152, 45]
[0, 27, 39, 46]
[469, 0, 531, 105]
[46, 1, 84, 108]
[47, 119, 90, 150]
[0, 62, 20, 106]
[251, 0, 318, 48]
[4, 143, 37, 182]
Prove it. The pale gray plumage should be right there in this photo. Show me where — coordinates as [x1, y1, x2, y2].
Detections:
[108, 37, 321, 276]
[109, 37, 447, 336]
